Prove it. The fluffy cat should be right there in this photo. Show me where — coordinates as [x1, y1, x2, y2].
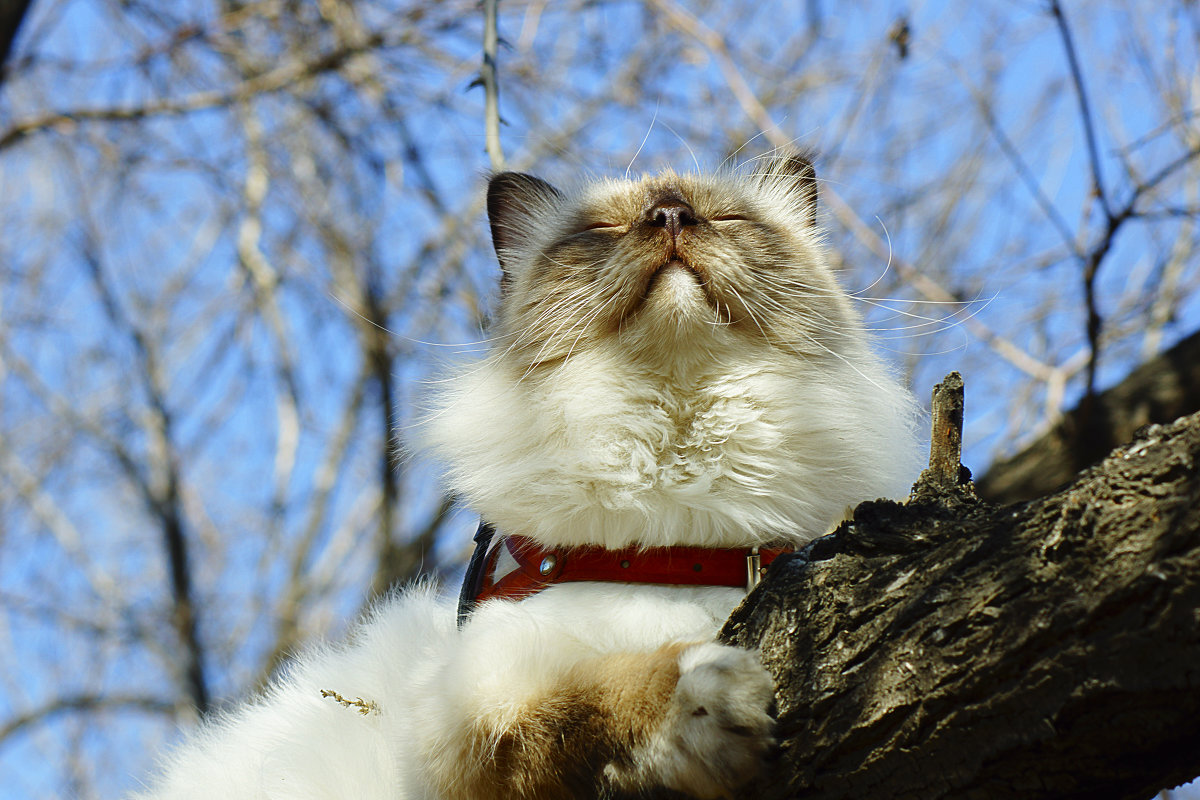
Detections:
[133, 153, 921, 800]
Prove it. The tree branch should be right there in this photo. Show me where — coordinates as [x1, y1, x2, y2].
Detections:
[0, 694, 173, 744]
[719, 394, 1200, 799]
[980, 326, 1200, 504]
[480, 0, 505, 171]
[1049, 0, 1110, 222]
[80, 244, 210, 719]
[0, 0, 33, 86]
[0, 31, 391, 151]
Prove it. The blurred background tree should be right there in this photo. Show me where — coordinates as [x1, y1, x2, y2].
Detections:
[0, 1, 1197, 797]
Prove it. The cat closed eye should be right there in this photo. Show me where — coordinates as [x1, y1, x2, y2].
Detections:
[579, 221, 625, 231]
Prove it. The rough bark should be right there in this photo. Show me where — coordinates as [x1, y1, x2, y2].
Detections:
[718, 406, 1200, 799]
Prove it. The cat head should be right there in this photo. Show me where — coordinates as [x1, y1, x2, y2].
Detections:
[485, 153, 865, 375]
[417, 155, 922, 548]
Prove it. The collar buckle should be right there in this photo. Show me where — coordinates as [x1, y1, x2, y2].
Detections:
[746, 546, 762, 593]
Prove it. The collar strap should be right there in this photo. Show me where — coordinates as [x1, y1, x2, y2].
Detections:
[467, 532, 793, 609]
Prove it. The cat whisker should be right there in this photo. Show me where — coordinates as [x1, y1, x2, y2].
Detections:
[626, 104, 659, 182]
[512, 283, 620, 385]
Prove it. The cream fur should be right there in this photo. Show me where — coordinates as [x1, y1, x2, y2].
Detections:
[420, 340, 918, 549]
[132, 584, 752, 800]
[134, 156, 923, 800]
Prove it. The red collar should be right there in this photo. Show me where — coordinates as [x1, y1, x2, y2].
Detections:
[469, 534, 793, 605]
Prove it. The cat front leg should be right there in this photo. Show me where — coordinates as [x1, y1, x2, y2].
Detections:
[601, 643, 776, 799]
[427, 641, 774, 800]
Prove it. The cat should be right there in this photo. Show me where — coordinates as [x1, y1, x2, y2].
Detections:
[132, 153, 921, 800]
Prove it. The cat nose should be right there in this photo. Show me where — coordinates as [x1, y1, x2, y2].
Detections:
[645, 198, 698, 238]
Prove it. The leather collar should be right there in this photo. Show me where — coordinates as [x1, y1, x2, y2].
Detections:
[457, 522, 793, 624]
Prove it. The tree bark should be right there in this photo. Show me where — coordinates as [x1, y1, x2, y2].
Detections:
[719, 408, 1200, 799]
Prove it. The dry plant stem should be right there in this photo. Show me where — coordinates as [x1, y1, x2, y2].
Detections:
[319, 689, 380, 716]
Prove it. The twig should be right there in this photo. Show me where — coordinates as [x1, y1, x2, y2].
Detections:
[256, 367, 371, 690]
[650, 0, 784, 146]
[968, 84, 1082, 260]
[1134, 143, 1200, 200]
[822, 188, 1063, 384]
[1050, 0, 1111, 404]
[0, 31, 391, 151]
[1049, 0, 1110, 222]
[1078, 141, 1200, 404]
[235, 105, 301, 520]
[922, 372, 967, 487]
[481, 0, 505, 170]
[0, 0, 33, 86]
[80, 242, 211, 719]
[0, 694, 173, 743]
[364, 264, 403, 599]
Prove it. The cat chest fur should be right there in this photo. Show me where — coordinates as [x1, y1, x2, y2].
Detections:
[425, 345, 851, 549]
[559, 368, 780, 499]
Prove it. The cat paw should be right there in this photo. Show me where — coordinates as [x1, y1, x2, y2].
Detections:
[642, 642, 775, 799]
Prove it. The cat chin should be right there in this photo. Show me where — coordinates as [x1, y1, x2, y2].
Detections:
[415, 341, 922, 550]
[638, 262, 713, 320]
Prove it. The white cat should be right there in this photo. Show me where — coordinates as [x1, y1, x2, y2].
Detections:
[133, 154, 921, 800]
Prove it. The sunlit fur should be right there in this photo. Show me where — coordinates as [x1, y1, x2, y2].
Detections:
[134, 157, 923, 800]
[421, 156, 922, 549]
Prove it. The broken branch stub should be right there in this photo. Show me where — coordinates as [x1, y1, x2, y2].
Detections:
[921, 371, 967, 488]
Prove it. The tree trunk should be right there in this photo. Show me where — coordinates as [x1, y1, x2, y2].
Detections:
[719, 408, 1200, 799]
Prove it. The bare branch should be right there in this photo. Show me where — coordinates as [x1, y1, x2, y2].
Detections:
[823, 187, 1065, 384]
[0, 0, 33, 85]
[649, 0, 786, 147]
[0, 695, 173, 745]
[481, 0, 505, 171]
[1049, 0, 1111, 221]
[79, 242, 210, 719]
[0, 30, 393, 151]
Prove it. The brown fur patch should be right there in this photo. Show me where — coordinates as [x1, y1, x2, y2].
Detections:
[433, 642, 692, 800]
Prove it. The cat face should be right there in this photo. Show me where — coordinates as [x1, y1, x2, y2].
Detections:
[486, 155, 863, 375]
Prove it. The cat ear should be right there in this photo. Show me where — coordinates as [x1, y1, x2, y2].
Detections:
[487, 172, 564, 275]
[756, 152, 819, 227]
